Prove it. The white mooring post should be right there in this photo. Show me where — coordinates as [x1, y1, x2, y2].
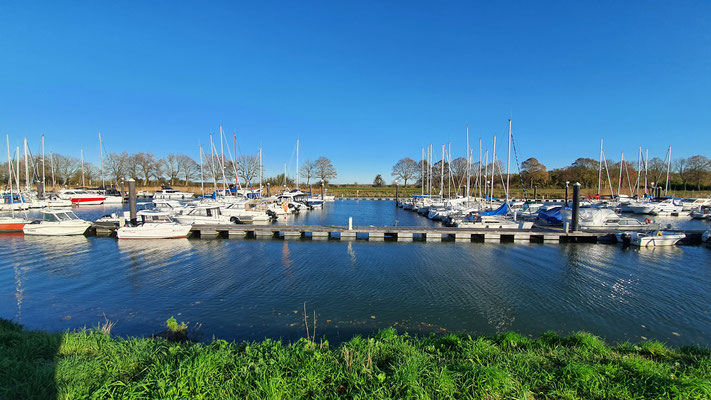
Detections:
[348, 217, 353, 230]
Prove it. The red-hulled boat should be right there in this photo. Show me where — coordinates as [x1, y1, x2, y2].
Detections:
[0, 216, 29, 232]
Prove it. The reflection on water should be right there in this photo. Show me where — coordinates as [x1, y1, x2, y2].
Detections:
[0, 201, 710, 347]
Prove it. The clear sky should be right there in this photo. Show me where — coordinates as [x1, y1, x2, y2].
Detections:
[1, 1, 709, 183]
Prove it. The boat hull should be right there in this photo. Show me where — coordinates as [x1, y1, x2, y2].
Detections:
[23, 222, 91, 236]
[0, 223, 27, 232]
[117, 224, 192, 239]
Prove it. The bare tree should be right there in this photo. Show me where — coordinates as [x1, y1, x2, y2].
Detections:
[686, 155, 710, 190]
[177, 155, 198, 185]
[300, 159, 315, 186]
[315, 156, 337, 183]
[133, 152, 160, 186]
[52, 154, 79, 186]
[674, 158, 689, 190]
[236, 155, 259, 186]
[163, 154, 180, 185]
[391, 157, 418, 186]
[106, 152, 129, 186]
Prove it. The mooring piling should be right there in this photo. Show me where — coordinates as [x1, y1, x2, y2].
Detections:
[128, 178, 137, 225]
[571, 182, 580, 231]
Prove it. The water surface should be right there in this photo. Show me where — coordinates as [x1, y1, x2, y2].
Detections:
[1, 200, 709, 346]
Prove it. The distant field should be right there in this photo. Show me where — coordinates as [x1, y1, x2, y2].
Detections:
[70, 184, 711, 200]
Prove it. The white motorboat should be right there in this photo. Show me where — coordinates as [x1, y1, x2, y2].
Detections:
[690, 207, 711, 220]
[116, 211, 192, 239]
[174, 205, 237, 225]
[560, 208, 660, 232]
[219, 204, 271, 224]
[681, 198, 711, 211]
[58, 189, 106, 205]
[627, 199, 683, 215]
[153, 186, 195, 200]
[23, 210, 92, 236]
[456, 215, 533, 230]
[620, 231, 686, 247]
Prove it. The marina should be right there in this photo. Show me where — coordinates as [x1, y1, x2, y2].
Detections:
[2, 198, 710, 349]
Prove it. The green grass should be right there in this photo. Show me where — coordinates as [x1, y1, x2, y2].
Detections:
[1, 319, 710, 399]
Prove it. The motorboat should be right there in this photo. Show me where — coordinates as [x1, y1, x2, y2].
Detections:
[627, 199, 683, 215]
[617, 231, 685, 247]
[561, 208, 660, 232]
[690, 206, 711, 220]
[0, 216, 30, 232]
[630, 231, 685, 247]
[219, 204, 271, 224]
[153, 186, 195, 200]
[0, 193, 29, 211]
[58, 189, 106, 205]
[174, 205, 237, 225]
[456, 215, 533, 230]
[681, 198, 711, 211]
[116, 211, 192, 239]
[23, 210, 92, 236]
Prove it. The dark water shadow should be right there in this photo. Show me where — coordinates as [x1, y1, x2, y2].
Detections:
[0, 318, 60, 399]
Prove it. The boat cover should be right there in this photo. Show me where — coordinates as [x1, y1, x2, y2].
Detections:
[537, 206, 563, 224]
[479, 203, 509, 216]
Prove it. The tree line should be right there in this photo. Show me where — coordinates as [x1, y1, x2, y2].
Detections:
[1, 152, 339, 189]
[389, 155, 711, 193]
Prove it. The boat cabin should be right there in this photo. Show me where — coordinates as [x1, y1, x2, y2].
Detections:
[42, 210, 81, 222]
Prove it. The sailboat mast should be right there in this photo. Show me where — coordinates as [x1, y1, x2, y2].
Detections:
[98, 132, 104, 189]
[209, 134, 217, 194]
[484, 149, 489, 200]
[199, 145, 204, 196]
[448, 142, 452, 198]
[50, 152, 55, 190]
[23, 138, 29, 190]
[440, 144, 444, 197]
[618, 152, 624, 198]
[644, 149, 649, 196]
[15, 147, 20, 191]
[41, 135, 45, 188]
[421, 147, 424, 196]
[665, 146, 672, 196]
[598, 138, 603, 196]
[465, 126, 470, 202]
[238, 132, 243, 193]
[80, 149, 85, 186]
[478, 138, 482, 199]
[6, 135, 13, 216]
[491, 136, 496, 207]
[506, 119, 512, 204]
[219, 126, 227, 194]
[296, 139, 299, 190]
[259, 147, 262, 193]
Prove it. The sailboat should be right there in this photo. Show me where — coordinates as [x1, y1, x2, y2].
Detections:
[1, 135, 30, 232]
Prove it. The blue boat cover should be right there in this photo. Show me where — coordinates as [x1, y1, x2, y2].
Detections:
[537, 206, 563, 224]
[479, 203, 509, 216]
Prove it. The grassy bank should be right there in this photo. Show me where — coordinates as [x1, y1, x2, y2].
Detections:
[1, 319, 709, 399]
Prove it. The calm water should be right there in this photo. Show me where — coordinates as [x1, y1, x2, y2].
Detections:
[1, 200, 710, 346]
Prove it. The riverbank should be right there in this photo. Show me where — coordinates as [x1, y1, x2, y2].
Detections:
[2, 319, 709, 399]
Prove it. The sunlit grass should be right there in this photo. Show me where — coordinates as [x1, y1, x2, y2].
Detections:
[1, 320, 709, 399]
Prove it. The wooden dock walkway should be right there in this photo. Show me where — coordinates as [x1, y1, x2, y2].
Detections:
[91, 222, 707, 244]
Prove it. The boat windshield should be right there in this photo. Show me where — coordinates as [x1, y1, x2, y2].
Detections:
[43, 213, 60, 222]
[141, 214, 174, 223]
[57, 212, 79, 221]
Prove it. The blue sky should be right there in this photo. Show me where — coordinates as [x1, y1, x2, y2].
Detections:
[1, 1, 709, 183]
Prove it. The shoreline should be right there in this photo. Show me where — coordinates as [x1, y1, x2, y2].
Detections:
[2, 318, 709, 398]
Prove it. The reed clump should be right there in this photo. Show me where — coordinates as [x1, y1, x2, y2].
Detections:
[1, 319, 709, 399]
